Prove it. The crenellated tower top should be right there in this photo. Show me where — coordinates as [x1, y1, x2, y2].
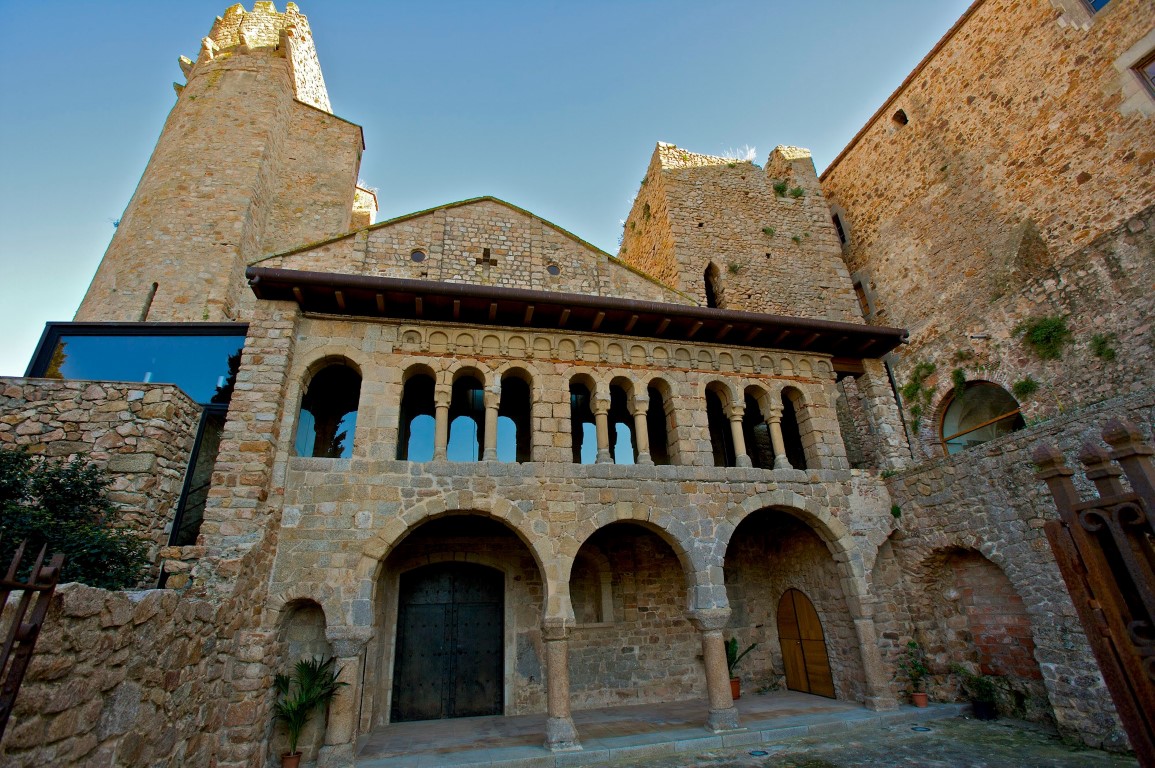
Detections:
[183, 2, 330, 112]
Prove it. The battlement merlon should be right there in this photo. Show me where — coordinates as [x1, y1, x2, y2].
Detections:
[188, 2, 331, 113]
[655, 142, 741, 170]
[765, 145, 821, 193]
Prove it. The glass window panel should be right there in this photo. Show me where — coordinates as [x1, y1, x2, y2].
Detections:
[45, 333, 243, 404]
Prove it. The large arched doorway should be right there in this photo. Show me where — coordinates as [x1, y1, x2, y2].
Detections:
[723, 509, 864, 701]
[371, 515, 545, 728]
[777, 588, 834, 698]
[391, 562, 504, 721]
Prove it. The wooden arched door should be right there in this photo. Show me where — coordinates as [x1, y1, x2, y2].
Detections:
[777, 588, 835, 698]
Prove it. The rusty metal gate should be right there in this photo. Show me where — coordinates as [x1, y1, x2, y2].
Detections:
[1034, 418, 1155, 764]
[391, 562, 503, 722]
[0, 542, 64, 740]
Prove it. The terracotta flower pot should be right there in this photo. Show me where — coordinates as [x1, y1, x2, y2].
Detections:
[281, 753, 302, 768]
[911, 691, 928, 707]
[730, 677, 741, 700]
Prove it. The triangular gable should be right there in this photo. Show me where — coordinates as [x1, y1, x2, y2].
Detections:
[253, 197, 693, 305]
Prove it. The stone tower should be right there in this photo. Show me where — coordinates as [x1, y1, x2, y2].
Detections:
[619, 143, 861, 323]
[75, 2, 373, 324]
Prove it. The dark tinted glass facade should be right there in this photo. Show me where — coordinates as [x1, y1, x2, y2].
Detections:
[28, 323, 247, 405]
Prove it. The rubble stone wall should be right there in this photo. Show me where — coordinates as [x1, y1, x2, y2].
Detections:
[875, 386, 1155, 751]
[0, 378, 200, 568]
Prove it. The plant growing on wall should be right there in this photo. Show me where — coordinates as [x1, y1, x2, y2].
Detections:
[772, 181, 788, 197]
[900, 361, 937, 431]
[0, 448, 148, 589]
[761, 226, 775, 237]
[789, 186, 805, 199]
[1014, 315, 1072, 360]
[950, 367, 967, 393]
[727, 262, 741, 275]
[1012, 376, 1039, 399]
[1091, 333, 1117, 361]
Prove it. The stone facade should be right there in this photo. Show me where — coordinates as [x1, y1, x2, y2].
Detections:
[4, 1, 1153, 765]
[820, 0, 1155, 453]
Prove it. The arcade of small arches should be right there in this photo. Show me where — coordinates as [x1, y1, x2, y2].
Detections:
[293, 357, 818, 470]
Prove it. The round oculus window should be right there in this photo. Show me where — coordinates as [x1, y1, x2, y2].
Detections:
[546, 264, 560, 276]
[410, 250, 426, 262]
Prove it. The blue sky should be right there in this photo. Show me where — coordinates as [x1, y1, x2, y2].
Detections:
[0, 0, 971, 376]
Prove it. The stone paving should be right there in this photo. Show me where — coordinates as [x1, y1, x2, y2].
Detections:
[615, 716, 1139, 768]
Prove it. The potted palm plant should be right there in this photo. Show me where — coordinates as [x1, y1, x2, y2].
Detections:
[898, 641, 930, 707]
[726, 637, 758, 700]
[273, 656, 347, 768]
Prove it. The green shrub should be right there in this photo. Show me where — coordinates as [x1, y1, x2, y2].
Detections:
[950, 367, 967, 393]
[772, 181, 788, 197]
[789, 186, 805, 198]
[1014, 316, 1071, 360]
[0, 448, 149, 589]
[1012, 376, 1039, 399]
[1090, 333, 1117, 361]
[761, 226, 775, 237]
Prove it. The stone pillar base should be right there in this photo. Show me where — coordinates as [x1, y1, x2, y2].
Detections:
[545, 716, 582, 751]
[596, 449, 613, 464]
[736, 455, 753, 468]
[863, 694, 899, 711]
[317, 743, 354, 768]
[773, 456, 792, 470]
[706, 707, 742, 732]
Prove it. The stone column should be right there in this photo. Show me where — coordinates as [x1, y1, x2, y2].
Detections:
[689, 608, 740, 732]
[629, 395, 653, 466]
[318, 627, 374, 768]
[767, 405, 791, 470]
[858, 359, 912, 471]
[432, 384, 451, 460]
[726, 403, 752, 468]
[853, 617, 899, 711]
[542, 619, 582, 751]
[592, 395, 612, 464]
[482, 388, 499, 461]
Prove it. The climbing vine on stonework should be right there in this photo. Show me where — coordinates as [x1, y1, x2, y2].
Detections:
[900, 361, 937, 431]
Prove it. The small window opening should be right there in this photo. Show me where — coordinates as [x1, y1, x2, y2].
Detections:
[497, 375, 532, 462]
[1135, 50, 1155, 98]
[295, 364, 361, 458]
[705, 389, 735, 467]
[140, 282, 159, 321]
[447, 375, 484, 461]
[832, 214, 847, 245]
[698, 222, 704, 228]
[781, 389, 807, 470]
[570, 382, 596, 464]
[853, 282, 871, 318]
[704, 263, 723, 309]
[546, 264, 561, 276]
[410, 249, 426, 262]
[646, 386, 673, 466]
[397, 373, 435, 461]
[892, 109, 909, 127]
[941, 382, 1025, 456]
[608, 384, 636, 465]
[742, 393, 775, 469]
